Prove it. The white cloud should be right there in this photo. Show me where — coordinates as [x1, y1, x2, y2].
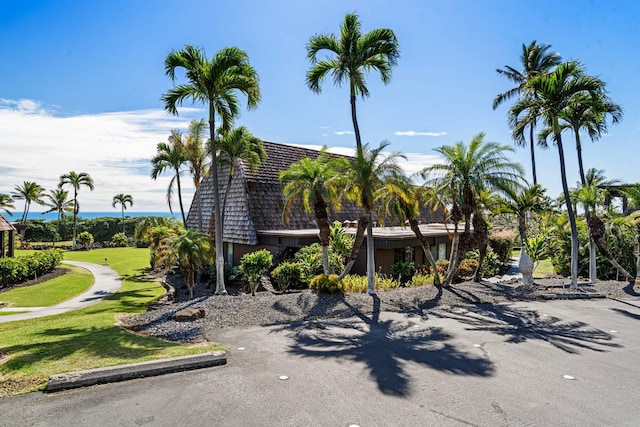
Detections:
[394, 130, 448, 137]
[0, 99, 205, 212]
[334, 130, 354, 135]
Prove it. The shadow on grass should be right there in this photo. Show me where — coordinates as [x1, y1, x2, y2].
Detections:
[122, 269, 157, 283]
[430, 304, 620, 354]
[275, 294, 494, 397]
[1, 324, 191, 373]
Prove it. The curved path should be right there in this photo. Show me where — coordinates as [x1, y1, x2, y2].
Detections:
[0, 261, 122, 323]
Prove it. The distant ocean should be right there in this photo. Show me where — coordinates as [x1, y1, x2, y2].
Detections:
[11, 212, 177, 222]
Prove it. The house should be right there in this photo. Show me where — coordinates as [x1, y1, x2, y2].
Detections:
[185, 141, 452, 275]
[0, 214, 16, 258]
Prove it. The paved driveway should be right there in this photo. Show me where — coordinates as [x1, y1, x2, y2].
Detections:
[1, 297, 640, 426]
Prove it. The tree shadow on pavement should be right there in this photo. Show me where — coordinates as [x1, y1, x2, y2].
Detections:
[429, 304, 620, 354]
[275, 295, 494, 397]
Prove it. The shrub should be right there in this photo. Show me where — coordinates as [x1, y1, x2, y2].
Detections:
[239, 249, 273, 296]
[408, 273, 433, 287]
[77, 231, 94, 247]
[111, 232, 128, 247]
[0, 248, 63, 287]
[488, 228, 517, 264]
[465, 249, 501, 277]
[338, 274, 401, 293]
[271, 261, 304, 293]
[390, 260, 415, 282]
[524, 234, 551, 273]
[309, 274, 343, 294]
[457, 258, 478, 278]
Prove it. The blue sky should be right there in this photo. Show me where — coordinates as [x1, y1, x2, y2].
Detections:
[1, 0, 639, 212]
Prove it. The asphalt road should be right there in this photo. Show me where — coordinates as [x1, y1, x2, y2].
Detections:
[2, 297, 640, 427]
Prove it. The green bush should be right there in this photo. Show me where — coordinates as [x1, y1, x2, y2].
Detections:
[21, 220, 58, 243]
[0, 249, 63, 287]
[488, 229, 516, 264]
[77, 231, 94, 247]
[239, 249, 273, 296]
[390, 260, 415, 282]
[111, 232, 128, 247]
[338, 274, 401, 293]
[271, 261, 304, 292]
[457, 258, 478, 277]
[408, 273, 433, 287]
[465, 249, 501, 277]
[309, 274, 343, 294]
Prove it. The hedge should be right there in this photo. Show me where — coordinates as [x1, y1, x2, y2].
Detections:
[0, 249, 64, 287]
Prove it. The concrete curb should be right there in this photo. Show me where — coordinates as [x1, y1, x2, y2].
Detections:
[46, 351, 227, 392]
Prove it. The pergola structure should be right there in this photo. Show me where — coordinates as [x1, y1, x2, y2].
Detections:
[0, 214, 16, 258]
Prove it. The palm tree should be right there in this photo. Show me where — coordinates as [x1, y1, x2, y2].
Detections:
[218, 126, 266, 227]
[151, 131, 188, 227]
[42, 188, 73, 245]
[12, 181, 45, 223]
[280, 149, 346, 275]
[497, 184, 550, 246]
[183, 119, 210, 230]
[510, 61, 607, 288]
[171, 229, 214, 300]
[620, 184, 640, 285]
[59, 171, 94, 247]
[0, 193, 15, 216]
[494, 40, 561, 185]
[340, 142, 405, 294]
[306, 12, 399, 151]
[112, 193, 134, 235]
[422, 133, 524, 286]
[376, 177, 442, 285]
[163, 45, 261, 296]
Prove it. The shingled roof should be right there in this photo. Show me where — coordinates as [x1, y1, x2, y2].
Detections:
[186, 141, 444, 245]
[0, 214, 16, 232]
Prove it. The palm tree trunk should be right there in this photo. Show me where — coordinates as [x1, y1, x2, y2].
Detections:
[175, 169, 187, 228]
[408, 218, 441, 286]
[588, 215, 634, 282]
[473, 213, 488, 283]
[366, 211, 376, 295]
[350, 90, 363, 151]
[209, 109, 227, 295]
[518, 213, 527, 247]
[337, 215, 368, 280]
[121, 206, 125, 234]
[555, 134, 579, 288]
[445, 215, 472, 286]
[529, 123, 537, 185]
[72, 190, 78, 247]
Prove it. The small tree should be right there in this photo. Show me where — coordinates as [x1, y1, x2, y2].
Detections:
[77, 231, 94, 249]
[239, 249, 273, 296]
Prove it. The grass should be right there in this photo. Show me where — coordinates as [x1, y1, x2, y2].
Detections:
[0, 247, 224, 397]
[0, 266, 92, 307]
[0, 311, 29, 316]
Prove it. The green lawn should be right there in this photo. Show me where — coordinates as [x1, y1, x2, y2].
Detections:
[0, 311, 29, 316]
[0, 266, 92, 307]
[0, 247, 223, 397]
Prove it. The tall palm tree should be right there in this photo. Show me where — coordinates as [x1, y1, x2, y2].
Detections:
[42, 188, 73, 245]
[12, 181, 45, 223]
[0, 193, 15, 216]
[341, 142, 405, 294]
[59, 171, 94, 247]
[422, 133, 524, 286]
[306, 12, 399, 151]
[183, 119, 210, 230]
[510, 61, 606, 288]
[376, 177, 442, 285]
[218, 126, 266, 227]
[494, 41, 561, 185]
[163, 45, 261, 296]
[112, 193, 134, 235]
[171, 229, 214, 300]
[280, 149, 346, 275]
[151, 131, 188, 227]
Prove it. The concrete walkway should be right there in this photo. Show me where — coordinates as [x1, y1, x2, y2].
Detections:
[0, 261, 122, 323]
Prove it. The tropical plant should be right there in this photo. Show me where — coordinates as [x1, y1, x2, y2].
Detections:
[309, 273, 343, 294]
[271, 261, 304, 293]
[621, 184, 640, 284]
[0, 193, 15, 215]
[40, 188, 73, 246]
[496, 184, 550, 245]
[524, 234, 551, 274]
[58, 171, 94, 247]
[376, 177, 442, 285]
[421, 132, 524, 285]
[163, 44, 261, 296]
[239, 249, 273, 296]
[509, 61, 606, 288]
[183, 118, 210, 230]
[218, 126, 266, 226]
[151, 131, 188, 227]
[12, 181, 45, 223]
[306, 12, 399, 151]
[76, 231, 94, 248]
[111, 232, 128, 247]
[340, 142, 405, 295]
[494, 40, 561, 185]
[171, 229, 213, 299]
[112, 193, 133, 235]
[280, 149, 346, 275]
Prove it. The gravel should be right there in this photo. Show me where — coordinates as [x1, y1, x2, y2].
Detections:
[120, 275, 640, 344]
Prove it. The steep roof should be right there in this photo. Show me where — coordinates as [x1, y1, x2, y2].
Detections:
[0, 214, 16, 232]
[186, 141, 444, 245]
